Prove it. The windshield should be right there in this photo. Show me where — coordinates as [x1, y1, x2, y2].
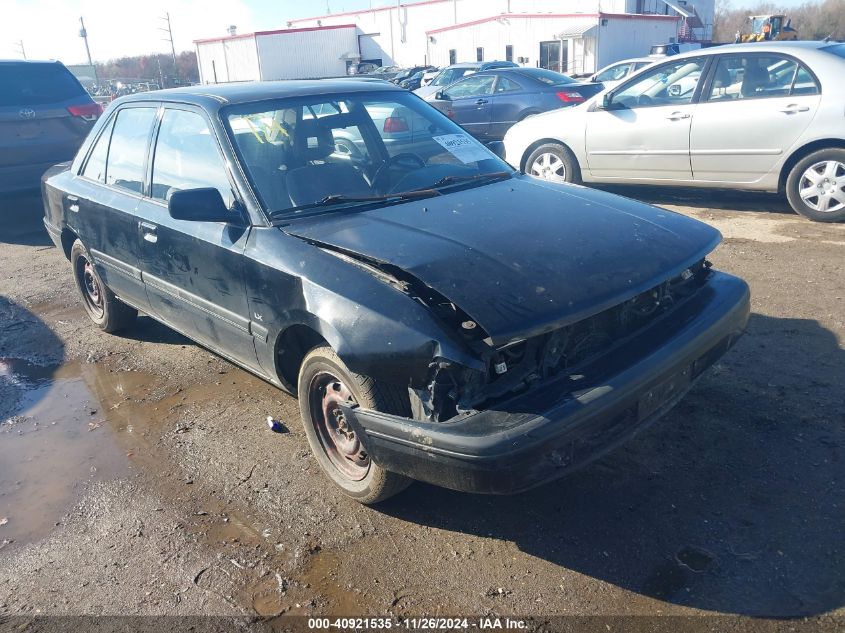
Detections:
[432, 67, 475, 86]
[223, 91, 512, 218]
[516, 67, 576, 86]
[822, 43, 845, 59]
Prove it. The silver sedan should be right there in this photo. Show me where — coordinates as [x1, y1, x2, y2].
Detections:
[503, 41, 845, 222]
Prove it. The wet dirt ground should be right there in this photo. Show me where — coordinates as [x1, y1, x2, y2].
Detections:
[0, 188, 843, 624]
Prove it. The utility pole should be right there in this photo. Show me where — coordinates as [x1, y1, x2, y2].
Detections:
[79, 17, 93, 66]
[14, 40, 26, 59]
[159, 11, 178, 87]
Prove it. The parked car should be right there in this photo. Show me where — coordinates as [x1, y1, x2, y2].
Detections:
[42, 79, 749, 503]
[391, 66, 433, 85]
[361, 65, 402, 81]
[1, 59, 102, 193]
[420, 68, 440, 87]
[429, 68, 604, 142]
[589, 57, 656, 89]
[398, 70, 426, 90]
[414, 60, 519, 99]
[504, 41, 845, 222]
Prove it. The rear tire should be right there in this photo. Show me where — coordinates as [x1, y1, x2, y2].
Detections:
[785, 148, 845, 222]
[297, 345, 413, 504]
[70, 239, 137, 333]
[525, 143, 582, 184]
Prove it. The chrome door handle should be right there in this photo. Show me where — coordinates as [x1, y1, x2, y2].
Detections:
[780, 104, 810, 114]
[68, 204, 79, 213]
[666, 112, 691, 121]
[139, 221, 158, 244]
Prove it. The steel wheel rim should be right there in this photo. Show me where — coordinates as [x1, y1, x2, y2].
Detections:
[798, 160, 845, 213]
[77, 257, 104, 318]
[530, 152, 567, 181]
[308, 372, 369, 481]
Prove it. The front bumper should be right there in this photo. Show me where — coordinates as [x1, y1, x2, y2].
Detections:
[342, 271, 750, 494]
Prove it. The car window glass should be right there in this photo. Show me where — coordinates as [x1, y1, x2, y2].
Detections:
[822, 43, 845, 59]
[151, 109, 234, 207]
[517, 68, 575, 86]
[706, 55, 811, 102]
[596, 63, 631, 82]
[0, 63, 87, 106]
[613, 58, 706, 109]
[495, 76, 521, 92]
[81, 117, 115, 183]
[791, 64, 820, 96]
[633, 61, 652, 71]
[444, 75, 495, 99]
[224, 93, 508, 216]
[105, 107, 156, 194]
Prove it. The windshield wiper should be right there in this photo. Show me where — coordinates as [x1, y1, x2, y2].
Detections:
[429, 170, 513, 189]
[271, 189, 440, 222]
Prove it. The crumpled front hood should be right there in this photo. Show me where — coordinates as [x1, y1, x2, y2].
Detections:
[284, 177, 721, 345]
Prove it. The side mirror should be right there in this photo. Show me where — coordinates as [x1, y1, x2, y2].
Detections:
[168, 188, 232, 222]
[435, 90, 450, 101]
[486, 141, 506, 159]
[600, 93, 614, 110]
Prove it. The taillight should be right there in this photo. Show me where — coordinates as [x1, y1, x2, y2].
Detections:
[383, 116, 409, 133]
[67, 102, 103, 121]
[556, 91, 585, 104]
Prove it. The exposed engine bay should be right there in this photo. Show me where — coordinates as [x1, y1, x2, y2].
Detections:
[411, 259, 713, 422]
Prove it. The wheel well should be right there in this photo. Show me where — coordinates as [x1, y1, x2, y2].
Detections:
[519, 138, 576, 172]
[274, 324, 327, 393]
[779, 139, 845, 192]
[517, 110, 540, 122]
[60, 228, 78, 260]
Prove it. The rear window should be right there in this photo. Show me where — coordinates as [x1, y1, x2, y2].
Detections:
[516, 68, 576, 86]
[821, 44, 845, 59]
[0, 63, 87, 107]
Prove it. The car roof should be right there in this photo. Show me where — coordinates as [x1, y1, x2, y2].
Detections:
[672, 40, 838, 60]
[0, 59, 65, 65]
[111, 79, 405, 109]
[605, 57, 654, 65]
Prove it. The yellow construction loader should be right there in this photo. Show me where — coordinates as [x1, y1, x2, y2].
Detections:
[737, 15, 799, 42]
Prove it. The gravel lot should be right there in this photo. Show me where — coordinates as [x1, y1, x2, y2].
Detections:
[0, 187, 843, 626]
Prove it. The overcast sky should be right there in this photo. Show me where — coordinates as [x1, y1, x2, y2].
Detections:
[1, 0, 814, 64]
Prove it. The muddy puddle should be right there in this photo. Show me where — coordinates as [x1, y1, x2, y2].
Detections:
[0, 357, 169, 548]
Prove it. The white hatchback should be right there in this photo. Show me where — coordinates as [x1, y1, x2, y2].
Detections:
[504, 41, 845, 222]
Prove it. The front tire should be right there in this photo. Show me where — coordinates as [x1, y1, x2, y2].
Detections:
[297, 345, 413, 504]
[525, 143, 581, 184]
[785, 148, 845, 222]
[70, 239, 137, 333]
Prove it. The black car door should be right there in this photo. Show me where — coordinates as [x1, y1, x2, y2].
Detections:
[134, 104, 258, 369]
[71, 104, 158, 311]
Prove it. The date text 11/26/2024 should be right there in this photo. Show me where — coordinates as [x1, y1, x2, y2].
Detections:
[307, 617, 528, 630]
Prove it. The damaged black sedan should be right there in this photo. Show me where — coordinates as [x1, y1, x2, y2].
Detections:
[42, 80, 750, 503]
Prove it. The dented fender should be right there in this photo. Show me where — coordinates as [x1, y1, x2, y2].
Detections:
[243, 225, 483, 390]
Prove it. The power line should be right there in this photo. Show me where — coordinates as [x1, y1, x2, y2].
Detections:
[14, 40, 26, 59]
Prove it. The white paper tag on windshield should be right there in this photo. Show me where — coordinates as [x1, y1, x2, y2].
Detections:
[432, 134, 490, 164]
